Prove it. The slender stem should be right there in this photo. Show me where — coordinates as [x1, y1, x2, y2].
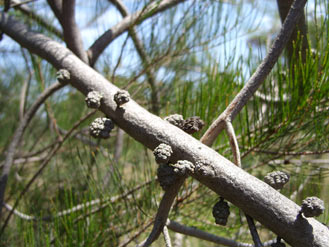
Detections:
[88, 0, 187, 66]
[118, 220, 154, 247]
[167, 220, 276, 247]
[0, 82, 65, 222]
[163, 226, 172, 247]
[224, 121, 262, 246]
[246, 215, 263, 247]
[0, 110, 96, 234]
[2, 179, 153, 222]
[62, 0, 88, 63]
[225, 121, 241, 168]
[141, 178, 185, 247]
[12, 0, 63, 38]
[109, 0, 160, 114]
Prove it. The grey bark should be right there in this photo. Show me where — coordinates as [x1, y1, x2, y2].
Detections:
[62, 0, 89, 63]
[1, 12, 328, 246]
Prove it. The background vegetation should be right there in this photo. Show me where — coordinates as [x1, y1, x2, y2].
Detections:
[0, 0, 328, 246]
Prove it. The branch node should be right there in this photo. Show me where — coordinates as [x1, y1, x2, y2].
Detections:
[85, 91, 103, 109]
[114, 89, 130, 107]
[170, 160, 195, 176]
[89, 117, 114, 139]
[300, 196, 325, 218]
[164, 114, 185, 128]
[182, 116, 205, 134]
[153, 143, 173, 164]
[56, 69, 70, 83]
[264, 171, 290, 190]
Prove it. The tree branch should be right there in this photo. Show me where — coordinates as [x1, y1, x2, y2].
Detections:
[200, 0, 308, 146]
[46, 0, 63, 24]
[87, 0, 187, 66]
[61, 0, 88, 63]
[141, 178, 185, 246]
[167, 220, 276, 247]
[163, 226, 172, 247]
[1, 10, 328, 246]
[2, 179, 152, 222]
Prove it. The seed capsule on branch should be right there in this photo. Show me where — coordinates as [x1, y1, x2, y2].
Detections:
[300, 196, 325, 218]
[153, 143, 173, 164]
[170, 160, 195, 176]
[264, 171, 290, 190]
[212, 197, 230, 226]
[56, 69, 70, 83]
[89, 117, 114, 139]
[164, 114, 185, 128]
[114, 90, 130, 106]
[182, 116, 205, 134]
[85, 91, 103, 109]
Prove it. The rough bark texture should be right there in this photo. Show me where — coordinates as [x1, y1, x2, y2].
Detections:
[1, 11, 329, 247]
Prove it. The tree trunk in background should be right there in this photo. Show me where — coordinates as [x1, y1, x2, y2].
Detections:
[277, 0, 309, 64]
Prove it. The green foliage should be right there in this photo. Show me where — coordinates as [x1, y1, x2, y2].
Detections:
[0, 0, 329, 246]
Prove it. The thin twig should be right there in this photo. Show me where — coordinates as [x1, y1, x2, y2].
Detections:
[3, 202, 35, 221]
[224, 121, 263, 246]
[88, 0, 187, 66]
[109, 0, 160, 114]
[167, 220, 276, 247]
[3, 178, 153, 223]
[249, 148, 329, 156]
[73, 179, 154, 223]
[46, 0, 63, 23]
[119, 219, 154, 247]
[11, 0, 63, 38]
[163, 226, 172, 247]
[0, 110, 97, 234]
[19, 48, 33, 121]
[140, 178, 185, 247]
[0, 82, 66, 222]
[62, 0, 88, 63]
[245, 215, 263, 247]
[36, 60, 63, 140]
[225, 121, 242, 167]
